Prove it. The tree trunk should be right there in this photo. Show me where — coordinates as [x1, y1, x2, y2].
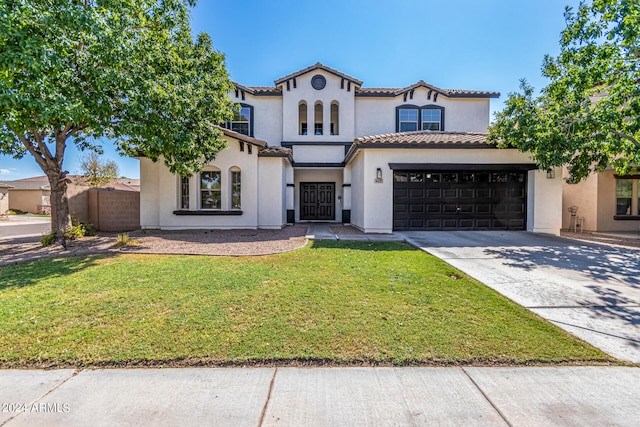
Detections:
[47, 169, 71, 237]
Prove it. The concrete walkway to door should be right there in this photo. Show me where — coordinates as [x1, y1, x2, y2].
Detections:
[398, 231, 640, 363]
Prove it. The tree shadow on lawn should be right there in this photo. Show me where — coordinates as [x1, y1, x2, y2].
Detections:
[0, 254, 108, 291]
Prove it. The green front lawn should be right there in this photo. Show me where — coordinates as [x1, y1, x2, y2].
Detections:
[0, 241, 614, 367]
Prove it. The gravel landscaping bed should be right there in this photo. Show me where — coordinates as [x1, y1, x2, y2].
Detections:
[0, 225, 309, 265]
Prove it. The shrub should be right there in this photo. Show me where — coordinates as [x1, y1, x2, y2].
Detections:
[40, 230, 57, 247]
[113, 233, 140, 248]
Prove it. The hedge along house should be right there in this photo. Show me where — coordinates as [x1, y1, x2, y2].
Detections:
[139, 63, 562, 234]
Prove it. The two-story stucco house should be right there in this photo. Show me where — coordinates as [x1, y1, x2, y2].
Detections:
[140, 63, 562, 234]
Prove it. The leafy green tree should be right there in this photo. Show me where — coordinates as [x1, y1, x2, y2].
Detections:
[488, 0, 639, 182]
[78, 152, 119, 188]
[0, 0, 235, 235]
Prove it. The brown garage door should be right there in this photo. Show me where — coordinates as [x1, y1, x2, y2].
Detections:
[393, 171, 527, 230]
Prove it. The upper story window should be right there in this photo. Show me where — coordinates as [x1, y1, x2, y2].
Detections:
[227, 103, 254, 136]
[299, 101, 308, 135]
[422, 108, 442, 131]
[396, 105, 445, 132]
[330, 102, 339, 135]
[398, 108, 418, 132]
[314, 101, 323, 135]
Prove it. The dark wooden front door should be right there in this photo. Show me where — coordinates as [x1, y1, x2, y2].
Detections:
[300, 183, 335, 220]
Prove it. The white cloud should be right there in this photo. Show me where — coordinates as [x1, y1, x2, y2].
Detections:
[0, 169, 10, 175]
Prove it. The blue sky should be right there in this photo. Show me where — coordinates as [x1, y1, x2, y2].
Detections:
[1, 0, 581, 180]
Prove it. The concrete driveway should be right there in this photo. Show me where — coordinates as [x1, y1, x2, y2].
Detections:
[398, 231, 640, 363]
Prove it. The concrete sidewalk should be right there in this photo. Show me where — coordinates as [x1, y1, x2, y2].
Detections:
[1, 366, 638, 426]
[305, 223, 404, 242]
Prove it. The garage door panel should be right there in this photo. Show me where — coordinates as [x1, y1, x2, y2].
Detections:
[394, 188, 408, 198]
[460, 204, 474, 213]
[409, 219, 425, 228]
[394, 204, 408, 214]
[476, 219, 492, 228]
[459, 219, 474, 229]
[459, 188, 474, 198]
[509, 204, 525, 213]
[476, 203, 491, 214]
[393, 169, 527, 231]
[475, 188, 491, 198]
[492, 219, 508, 229]
[409, 204, 425, 213]
[509, 219, 525, 228]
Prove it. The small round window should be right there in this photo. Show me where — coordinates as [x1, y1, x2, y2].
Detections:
[311, 74, 326, 90]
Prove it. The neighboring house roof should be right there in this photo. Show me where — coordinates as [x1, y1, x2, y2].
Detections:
[274, 62, 363, 86]
[357, 80, 500, 99]
[6, 175, 140, 191]
[0, 182, 14, 189]
[3, 178, 51, 191]
[344, 131, 496, 164]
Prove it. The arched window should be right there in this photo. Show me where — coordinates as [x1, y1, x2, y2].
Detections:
[298, 102, 308, 135]
[330, 102, 339, 135]
[200, 167, 221, 209]
[314, 101, 323, 135]
[230, 167, 241, 210]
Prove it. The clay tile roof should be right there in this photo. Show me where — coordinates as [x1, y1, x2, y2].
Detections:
[218, 126, 268, 148]
[357, 81, 499, 99]
[258, 146, 293, 162]
[274, 62, 363, 86]
[233, 83, 282, 96]
[344, 131, 494, 163]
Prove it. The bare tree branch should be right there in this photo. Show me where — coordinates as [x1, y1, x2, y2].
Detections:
[611, 130, 640, 147]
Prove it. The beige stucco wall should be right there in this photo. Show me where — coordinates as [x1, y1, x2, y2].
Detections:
[526, 168, 563, 235]
[281, 71, 356, 142]
[354, 88, 491, 137]
[0, 188, 9, 214]
[563, 170, 640, 232]
[139, 137, 289, 230]
[227, 91, 283, 146]
[8, 189, 50, 214]
[258, 157, 288, 228]
[348, 148, 562, 234]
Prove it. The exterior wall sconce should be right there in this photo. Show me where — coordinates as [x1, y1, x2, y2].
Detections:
[375, 168, 383, 183]
[546, 168, 555, 179]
